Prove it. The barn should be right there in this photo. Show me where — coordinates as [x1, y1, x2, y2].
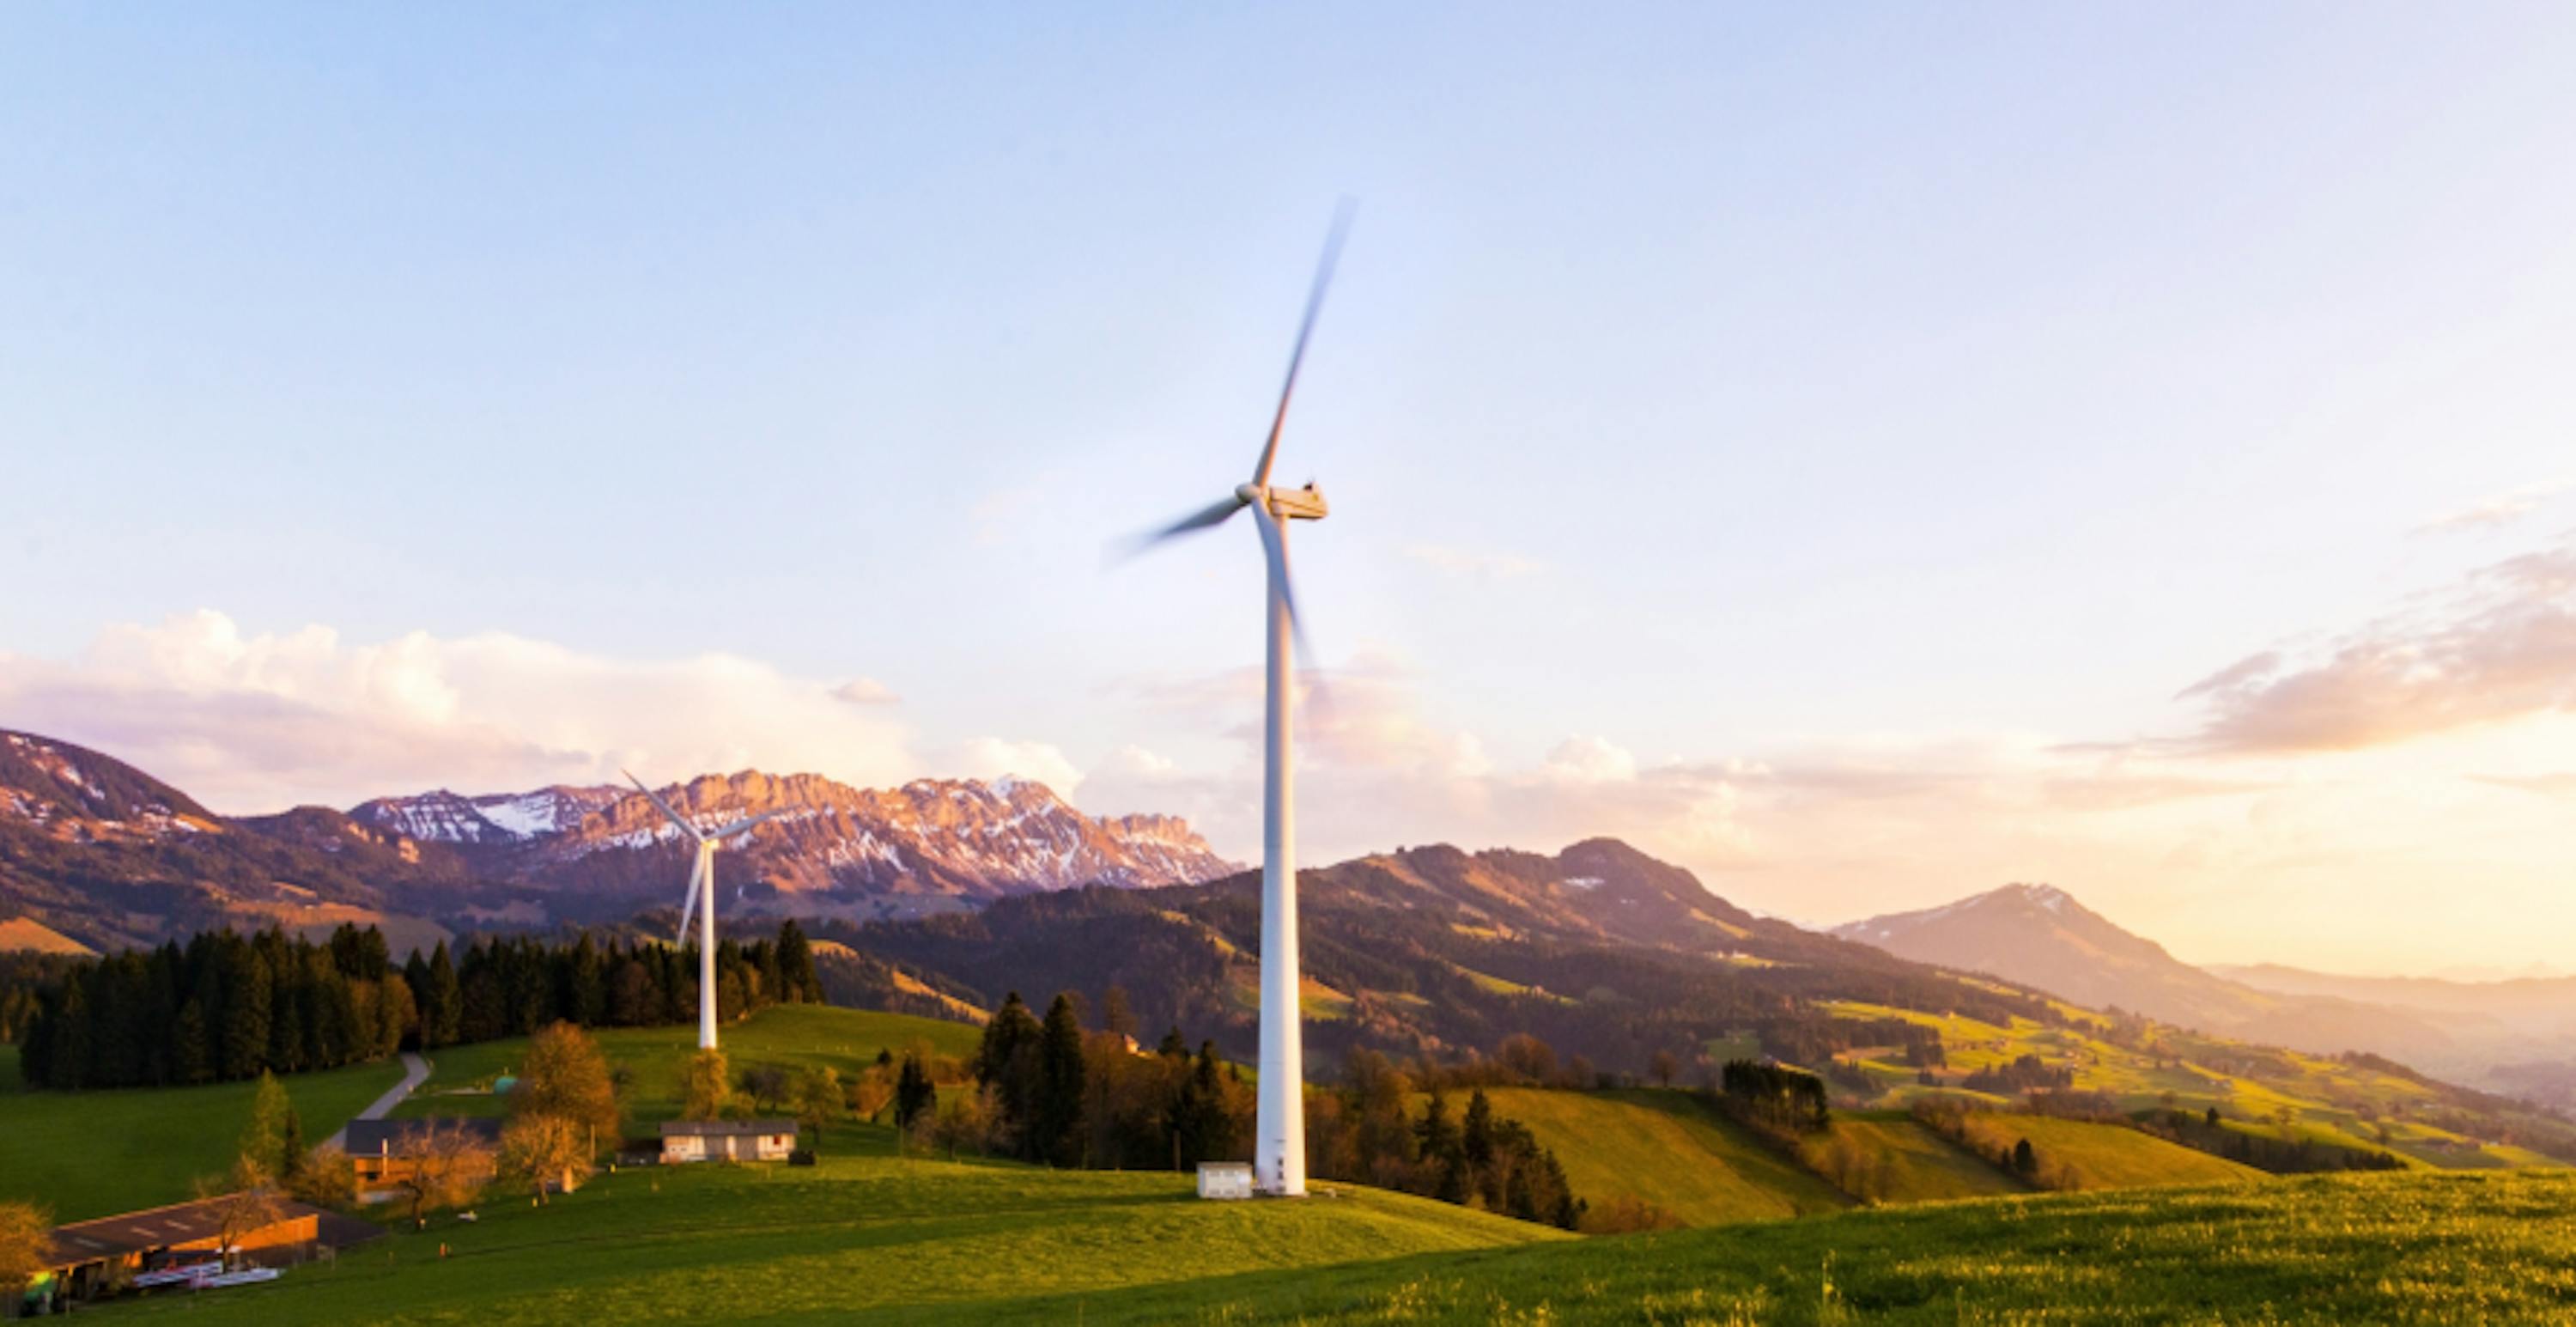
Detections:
[343, 1117, 506, 1195]
[30, 1195, 381, 1311]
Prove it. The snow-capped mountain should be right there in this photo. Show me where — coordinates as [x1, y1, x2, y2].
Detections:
[352, 785, 623, 845]
[507, 769, 1237, 906]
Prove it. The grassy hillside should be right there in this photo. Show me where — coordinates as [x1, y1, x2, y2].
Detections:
[94, 1144, 1562, 1325]
[395, 1004, 983, 1125]
[1466, 1087, 1848, 1227]
[1801, 1111, 2028, 1203]
[1075, 1170, 2576, 1324]
[0, 1044, 406, 1222]
[1989, 1114, 2268, 1189]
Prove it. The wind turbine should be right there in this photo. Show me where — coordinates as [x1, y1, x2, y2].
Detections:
[623, 771, 777, 1051]
[1126, 203, 1353, 1197]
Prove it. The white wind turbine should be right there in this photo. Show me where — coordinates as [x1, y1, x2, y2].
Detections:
[1126, 203, 1354, 1197]
[624, 771, 777, 1051]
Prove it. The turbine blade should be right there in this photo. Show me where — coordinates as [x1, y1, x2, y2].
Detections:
[624, 770, 702, 842]
[711, 810, 780, 842]
[1253, 198, 1357, 489]
[1252, 506, 1321, 675]
[676, 853, 703, 947]
[1112, 494, 1249, 563]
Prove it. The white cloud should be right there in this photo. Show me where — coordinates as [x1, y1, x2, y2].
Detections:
[0, 610, 920, 813]
[831, 677, 902, 706]
[2412, 479, 2569, 535]
[952, 736, 1084, 798]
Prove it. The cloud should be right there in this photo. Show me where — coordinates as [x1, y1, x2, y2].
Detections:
[1402, 543, 1545, 581]
[2174, 541, 2576, 755]
[952, 737, 1084, 798]
[2470, 772, 2576, 798]
[0, 610, 922, 813]
[2412, 480, 2569, 535]
[831, 678, 902, 706]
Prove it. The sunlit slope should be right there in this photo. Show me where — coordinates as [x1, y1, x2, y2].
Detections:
[1079, 1170, 2576, 1325]
[1993, 1114, 2267, 1188]
[1468, 1087, 1849, 1225]
[0, 1045, 405, 1222]
[100, 1144, 1563, 1326]
[1801, 1111, 2028, 1202]
[393, 1003, 984, 1123]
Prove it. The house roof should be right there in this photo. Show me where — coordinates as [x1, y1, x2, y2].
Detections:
[343, 1116, 506, 1154]
[659, 1117, 799, 1137]
[45, 1196, 332, 1267]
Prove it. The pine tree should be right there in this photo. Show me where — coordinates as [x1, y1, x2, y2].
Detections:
[425, 941, 462, 1048]
[1034, 994, 1088, 1166]
[894, 1054, 937, 1133]
[775, 921, 820, 1004]
[242, 1071, 295, 1179]
[222, 947, 271, 1080]
[44, 977, 90, 1090]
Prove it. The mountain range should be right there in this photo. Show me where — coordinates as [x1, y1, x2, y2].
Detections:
[1834, 883, 2571, 1106]
[0, 728, 1233, 953]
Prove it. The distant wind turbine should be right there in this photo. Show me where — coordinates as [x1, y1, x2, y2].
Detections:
[624, 771, 777, 1051]
[1123, 201, 1353, 1197]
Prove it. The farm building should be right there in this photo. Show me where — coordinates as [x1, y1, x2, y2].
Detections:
[343, 1117, 506, 1194]
[28, 1195, 380, 1310]
[659, 1117, 799, 1163]
[1196, 1161, 1255, 1200]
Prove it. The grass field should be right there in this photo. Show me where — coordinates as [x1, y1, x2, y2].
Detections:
[90, 1145, 1563, 1325]
[1467, 1087, 1849, 1227]
[1801, 1111, 2028, 1203]
[394, 1004, 985, 1126]
[0, 1044, 407, 1222]
[1998, 1114, 2268, 1189]
[1078, 1170, 2576, 1324]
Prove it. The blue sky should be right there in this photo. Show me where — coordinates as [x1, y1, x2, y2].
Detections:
[6, 4, 2576, 972]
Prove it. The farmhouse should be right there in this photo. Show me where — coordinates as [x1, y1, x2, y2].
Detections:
[30, 1195, 380, 1310]
[343, 1117, 506, 1193]
[659, 1117, 799, 1163]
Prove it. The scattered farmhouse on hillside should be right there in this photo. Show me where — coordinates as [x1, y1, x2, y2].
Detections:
[660, 1117, 799, 1164]
[343, 1117, 506, 1195]
[30, 1195, 381, 1311]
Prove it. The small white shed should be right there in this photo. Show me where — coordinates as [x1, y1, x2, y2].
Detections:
[1196, 1161, 1255, 1200]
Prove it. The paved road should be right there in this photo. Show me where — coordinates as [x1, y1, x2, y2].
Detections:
[325, 1051, 431, 1148]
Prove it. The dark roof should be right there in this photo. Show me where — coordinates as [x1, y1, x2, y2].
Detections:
[46, 1196, 327, 1266]
[659, 1117, 799, 1137]
[343, 1116, 506, 1154]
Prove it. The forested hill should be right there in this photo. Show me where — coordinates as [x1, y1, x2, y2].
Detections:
[820, 838, 2076, 1078]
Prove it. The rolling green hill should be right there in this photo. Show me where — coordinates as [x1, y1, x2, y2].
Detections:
[392, 1004, 983, 1125]
[0, 1044, 407, 1222]
[1800, 1111, 2029, 1203]
[1980, 1113, 2267, 1190]
[1461, 1087, 1848, 1227]
[90, 1140, 1562, 1325]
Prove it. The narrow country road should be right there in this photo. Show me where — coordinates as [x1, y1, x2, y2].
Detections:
[326, 1051, 432, 1149]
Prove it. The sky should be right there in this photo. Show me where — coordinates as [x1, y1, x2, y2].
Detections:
[4, 3, 2575, 977]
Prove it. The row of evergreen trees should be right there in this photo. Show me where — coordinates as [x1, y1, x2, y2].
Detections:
[956, 992, 1582, 1228]
[13, 920, 825, 1090]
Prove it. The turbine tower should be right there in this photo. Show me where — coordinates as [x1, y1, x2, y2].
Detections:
[1128, 203, 1353, 1196]
[624, 771, 775, 1051]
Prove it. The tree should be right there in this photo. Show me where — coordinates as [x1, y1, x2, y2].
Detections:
[741, 1063, 792, 1115]
[240, 1072, 296, 1180]
[775, 920, 821, 1004]
[0, 1201, 52, 1306]
[924, 1083, 999, 1160]
[973, 992, 1043, 1141]
[290, 1144, 358, 1209]
[894, 1054, 937, 1134]
[513, 1022, 623, 1152]
[501, 1114, 594, 1204]
[848, 1064, 896, 1123]
[792, 1066, 844, 1129]
[1649, 1050, 1679, 1089]
[196, 1156, 288, 1269]
[423, 942, 463, 1049]
[683, 1047, 734, 1121]
[2012, 1138, 2038, 1176]
[387, 1119, 494, 1228]
[1032, 994, 1087, 1166]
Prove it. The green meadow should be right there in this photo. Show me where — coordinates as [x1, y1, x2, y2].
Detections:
[0, 1044, 406, 1222]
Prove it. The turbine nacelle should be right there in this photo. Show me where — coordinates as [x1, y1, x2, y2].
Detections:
[1238, 482, 1329, 521]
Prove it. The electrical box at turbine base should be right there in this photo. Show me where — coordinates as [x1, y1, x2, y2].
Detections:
[1197, 1162, 1255, 1200]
